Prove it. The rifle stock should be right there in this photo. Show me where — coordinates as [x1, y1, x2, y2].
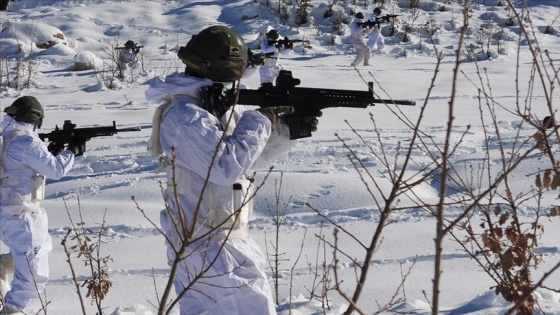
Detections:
[233, 70, 415, 139]
[38, 120, 141, 144]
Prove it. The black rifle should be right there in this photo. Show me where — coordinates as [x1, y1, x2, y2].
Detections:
[381, 14, 400, 21]
[267, 37, 310, 48]
[358, 15, 401, 28]
[230, 70, 416, 139]
[38, 120, 141, 152]
[115, 45, 144, 50]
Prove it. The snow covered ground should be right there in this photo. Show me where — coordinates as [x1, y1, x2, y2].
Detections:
[0, 0, 559, 314]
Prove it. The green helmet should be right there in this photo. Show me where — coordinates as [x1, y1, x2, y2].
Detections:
[177, 25, 248, 82]
[4, 96, 44, 128]
[125, 40, 135, 49]
[266, 29, 279, 40]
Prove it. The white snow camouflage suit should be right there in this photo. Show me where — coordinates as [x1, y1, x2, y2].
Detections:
[258, 33, 292, 85]
[366, 12, 385, 53]
[350, 17, 371, 66]
[118, 48, 141, 71]
[0, 116, 74, 311]
[146, 73, 294, 315]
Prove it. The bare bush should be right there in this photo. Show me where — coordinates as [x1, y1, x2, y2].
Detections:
[263, 174, 291, 305]
[62, 198, 113, 315]
[289, 1, 560, 314]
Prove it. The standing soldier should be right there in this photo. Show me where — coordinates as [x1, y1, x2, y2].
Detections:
[0, 96, 84, 314]
[350, 12, 371, 67]
[367, 8, 386, 55]
[145, 25, 320, 315]
[259, 29, 293, 84]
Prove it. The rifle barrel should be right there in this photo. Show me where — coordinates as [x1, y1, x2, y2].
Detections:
[373, 99, 416, 106]
[271, 39, 309, 43]
[117, 127, 142, 132]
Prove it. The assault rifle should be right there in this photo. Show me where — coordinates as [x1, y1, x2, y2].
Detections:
[114, 45, 144, 50]
[358, 15, 401, 28]
[231, 70, 416, 139]
[267, 37, 310, 48]
[38, 120, 142, 152]
[381, 14, 400, 21]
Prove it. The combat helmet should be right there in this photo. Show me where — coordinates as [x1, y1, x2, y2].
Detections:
[266, 29, 279, 40]
[125, 40, 135, 49]
[177, 25, 248, 82]
[373, 8, 382, 15]
[4, 96, 44, 128]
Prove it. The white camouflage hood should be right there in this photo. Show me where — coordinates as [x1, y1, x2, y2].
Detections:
[144, 72, 213, 103]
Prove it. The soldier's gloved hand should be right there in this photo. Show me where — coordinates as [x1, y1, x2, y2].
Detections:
[254, 55, 264, 66]
[47, 141, 65, 156]
[303, 111, 322, 132]
[257, 106, 295, 130]
[283, 38, 294, 49]
[67, 138, 87, 156]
